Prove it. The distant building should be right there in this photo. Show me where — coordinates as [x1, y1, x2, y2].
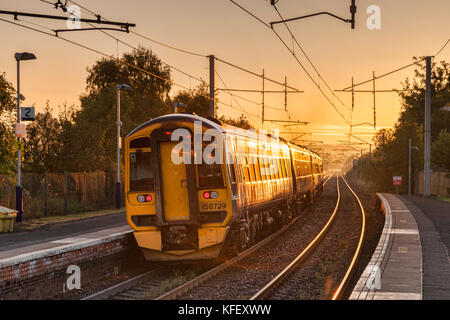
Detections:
[439, 102, 450, 112]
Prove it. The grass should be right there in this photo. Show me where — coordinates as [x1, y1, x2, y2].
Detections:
[14, 207, 125, 232]
[136, 270, 196, 299]
[434, 196, 450, 203]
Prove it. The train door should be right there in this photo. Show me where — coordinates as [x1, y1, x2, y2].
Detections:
[150, 129, 199, 251]
[159, 142, 190, 221]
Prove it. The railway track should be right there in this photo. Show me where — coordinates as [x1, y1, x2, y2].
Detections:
[250, 174, 366, 300]
[157, 174, 350, 300]
[82, 196, 312, 300]
[84, 173, 365, 300]
[158, 173, 365, 300]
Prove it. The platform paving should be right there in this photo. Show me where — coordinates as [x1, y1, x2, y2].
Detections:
[350, 193, 422, 300]
[0, 212, 131, 264]
[400, 196, 450, 299]
[0, 212, 127, 253]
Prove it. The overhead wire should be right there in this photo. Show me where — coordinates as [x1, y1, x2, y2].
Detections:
[271, 4, 351, 111]
[0, 16, 248, 118]
[229, 0, 350, 126]
[342, 58, 427, 91]
[433, 37, 450, 59]
[66, 0, 207, 58]
[45, 0, 293, 120]
[215, 71, 260, 126]
[39, 0, 206, 84]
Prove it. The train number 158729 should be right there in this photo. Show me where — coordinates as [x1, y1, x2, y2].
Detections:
[200, 202, 226, 211]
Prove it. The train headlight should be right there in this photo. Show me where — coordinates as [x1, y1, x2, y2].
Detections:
[210, 191, 218, 199]
[137, 195, 152, 203]
[203, 191, 218, 199]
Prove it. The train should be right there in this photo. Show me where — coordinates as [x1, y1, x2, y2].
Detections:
[124, 113, 323, 261]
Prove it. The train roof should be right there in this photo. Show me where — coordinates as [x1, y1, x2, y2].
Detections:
[126, 113, 225, 138]
[126, 113, 321, 160]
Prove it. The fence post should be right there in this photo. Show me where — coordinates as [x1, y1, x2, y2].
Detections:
[44, 172, 48, 217]
[64, 171, 69, 215]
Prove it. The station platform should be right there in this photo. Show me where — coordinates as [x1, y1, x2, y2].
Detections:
[351, 193, 450, 300]
[0, 212, 134, 299]
[350, 193, 422, 300]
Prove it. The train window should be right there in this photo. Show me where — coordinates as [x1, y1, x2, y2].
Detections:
[256, 157, 264, 181]
[248, 156, 256, 182]
[129, 151, 154, 192]
[273, 158, 280, 179]
[254, 156, 261, 181]
[269, 158, 276, 180]
[260, 157, 267, 180]
[242, 156, 250, 182]
[228, 154, 237, 184]
[280, 159, 286, 178]
[130, 137, 150, 149]
[197, 162, 224, 188]
[295, 160, 301, 177]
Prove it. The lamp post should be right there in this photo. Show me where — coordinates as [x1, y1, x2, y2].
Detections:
[116, 84, 131, 209]
[14, 52, 36, 222]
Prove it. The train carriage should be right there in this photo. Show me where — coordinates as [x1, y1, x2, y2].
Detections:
[125, 113, 323, 261]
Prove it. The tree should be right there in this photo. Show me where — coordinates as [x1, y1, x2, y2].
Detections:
[86, 45, 172, 120]
[351, 58, 449, 192]
[58, 46, 174, 172]
[0, 72, 16, 174]
[431, 129, 450, 171]
[0, 72, 15, 114]
[24, 104, 66, 172]
[220, 114, 254, 130]
[172, 82, 210, 116]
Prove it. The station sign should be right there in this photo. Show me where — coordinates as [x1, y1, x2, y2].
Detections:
[392, 176, 403, 186]
[15, 123, 27, 138]
[21, 106, 35, 121]
[15, 141, 24, 152]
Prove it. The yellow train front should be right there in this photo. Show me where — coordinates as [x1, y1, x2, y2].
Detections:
[125, 113, 323, 261]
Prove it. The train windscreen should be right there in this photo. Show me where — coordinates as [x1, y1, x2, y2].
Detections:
[129, 151, 154, 191]
[197, 162, 224, 188]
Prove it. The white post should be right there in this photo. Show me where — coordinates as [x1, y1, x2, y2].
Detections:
[424, 57, 431, 197]
[116, 86, 121, 209]
[408, 138, 412, 196]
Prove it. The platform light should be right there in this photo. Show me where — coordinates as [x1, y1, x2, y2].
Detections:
[15, 51, 37, 223]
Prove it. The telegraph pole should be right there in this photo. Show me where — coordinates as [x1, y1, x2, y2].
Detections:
[209, 55, 215, 117]
[262, 69, 265, 124]
[373, 71, 376, 129]
[408, 138, 412, 196]
[424, 56, 431, 197]
[284, 76, 287, 111]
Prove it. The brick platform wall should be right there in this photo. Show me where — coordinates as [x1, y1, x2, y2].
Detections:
[0, 234, 139, 299]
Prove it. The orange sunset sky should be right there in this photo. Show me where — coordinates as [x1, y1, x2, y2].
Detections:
[0, 0, 449, 148]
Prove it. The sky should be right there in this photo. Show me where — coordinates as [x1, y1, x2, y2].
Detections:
[0, 0, 449, 149]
